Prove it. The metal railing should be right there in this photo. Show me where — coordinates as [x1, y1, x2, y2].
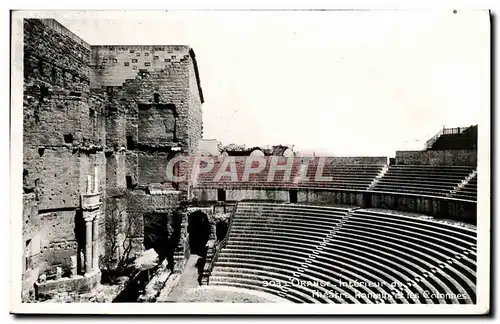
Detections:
[442, 127, 469, 135]
[425, 126, 471, 149]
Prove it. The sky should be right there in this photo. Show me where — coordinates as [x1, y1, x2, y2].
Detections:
[48, 10, 489, 157]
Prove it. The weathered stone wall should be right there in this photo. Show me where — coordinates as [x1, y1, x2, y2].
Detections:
[192, 187, 476, 223]
[137, 153, 174, 187]
[125, 192, 185, 263]
[186, 51, 203, 154]
[319, 156, 388, 165]
[395, 150, 477, 166]
[23, 20, 203, 300]
[90, 46, 190, 87]
[23, 19, 107, 300]
[368, 191, 476, 223]
[89, 45, 204, 267]
[298, 189, 364, 206]
[90, 45, 203, 152]
[193, 188, 290, 202]
[105, 151, 127, 197]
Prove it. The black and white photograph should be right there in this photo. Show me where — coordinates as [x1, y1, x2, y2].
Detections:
[9, 8, 491, 315]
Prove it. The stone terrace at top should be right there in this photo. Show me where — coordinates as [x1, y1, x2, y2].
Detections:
[89, 44, 204, 155]
[89, 45, 204, 100]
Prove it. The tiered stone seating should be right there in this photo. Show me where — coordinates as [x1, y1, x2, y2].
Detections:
[329, 210, 476, 304]
[453, 173, 477, 201]
[196, 157, 383, 190]
[208, 202, 477, 304]
[300, 161, 382, 190]
[209, 202, 357, 303]
[196, 157, 299, 188]
[371, 165, 474, 197]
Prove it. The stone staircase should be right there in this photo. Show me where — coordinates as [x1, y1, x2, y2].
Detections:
[367, 165, 389, 190]
[448, 169, 477, 197]
[294, 207, 357, 280]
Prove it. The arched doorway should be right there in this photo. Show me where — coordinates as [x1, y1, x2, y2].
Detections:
[187, 210, 211, 258]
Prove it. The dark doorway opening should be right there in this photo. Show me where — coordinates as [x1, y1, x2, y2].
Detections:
[289, 189, 298, 203]
[216, 221, 229, 242]
[63, 134, 74, 144]
[187, 211, 211, 258]
[125, 175, 137, 189]
[126, 136, 135, 150]
[363, 192, 372, 208]
[217, 189, 226, 202]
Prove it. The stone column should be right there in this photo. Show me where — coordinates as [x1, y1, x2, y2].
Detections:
[70, 255, 78, 277]
[92, 215, 99, 272]
[84, 217, 93, 275]
[94, 167, 99, 193]
[87, 175, 92, 194]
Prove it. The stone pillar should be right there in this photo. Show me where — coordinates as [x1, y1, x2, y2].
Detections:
[87, 175, 92, 194]
[94, 167, 99, 193]
[84, 217, 93, 275]
[173, 211, 189, 273]
[55, 267, 62, 280]
[92, 215, 99, 272]
[70, 255, 78, 277]
[81, 184, 102, 276]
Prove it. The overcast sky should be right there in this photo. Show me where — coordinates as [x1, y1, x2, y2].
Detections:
[48, 10, 489, 156]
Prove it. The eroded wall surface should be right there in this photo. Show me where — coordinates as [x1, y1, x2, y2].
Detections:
[22, 19, 203, 300]
[23, 19, 107, 300]
[395, 150, 477, 166]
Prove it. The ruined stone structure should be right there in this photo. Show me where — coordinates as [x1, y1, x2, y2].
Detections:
[20, 18, 480, 304]
[22, 19, 203, 300]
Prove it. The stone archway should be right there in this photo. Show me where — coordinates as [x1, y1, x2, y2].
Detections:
[187, 210, 211, 258]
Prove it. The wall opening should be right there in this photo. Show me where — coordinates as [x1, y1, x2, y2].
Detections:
[38, 147, 45, 157]
[217, 189, 226, 202]
[187, 211, 211, 257]
[63, 134, 73, 144]
[126, 136, 134, 149]
[125, 175, 136, 189]
[143, 212, 173, 268]
[153, 93, 160, 103]
[289, 189, 298, 203]
[216, 220, 229, 242]
[39, 85, 49, 102]
[69, 91, 82, 97]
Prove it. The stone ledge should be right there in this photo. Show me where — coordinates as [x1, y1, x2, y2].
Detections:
[81, 192, 102, 211]
[34, 271, 101, 298]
